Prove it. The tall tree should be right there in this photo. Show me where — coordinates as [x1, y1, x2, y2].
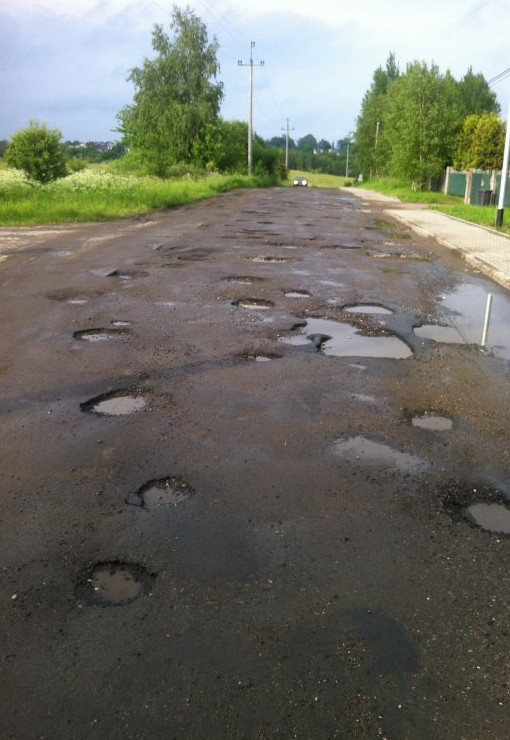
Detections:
[297, 134, 318, 152]
[383, 62, 461, 188]
[355, 53, 400, 178]
[458, 67, 500, 117]
[117, 5, 223, 176]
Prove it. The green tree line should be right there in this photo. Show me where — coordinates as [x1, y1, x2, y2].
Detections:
[355, 53, 505, 189]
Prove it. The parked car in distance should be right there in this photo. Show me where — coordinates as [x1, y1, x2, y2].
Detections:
[293, 176, 308, 187]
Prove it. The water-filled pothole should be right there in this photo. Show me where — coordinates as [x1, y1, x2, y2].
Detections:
[344, 304, 393, 315]
[413, 324, 465, 344]
[466, 503, 510, 534]
[223, 275, 267, 285]
[81, 392, 146, 416]
[424, 279, 510, 359]
[332, 435, 429, 473]
[279, 317, 412, 359]
[284, 290, 311, 298]
[245, 352, 281, 362]
[412, 413, 452, 431]
[250, 256, 295, 263]
[73, 327, 129, 342]
[77, 561, 153, 606]
[130, 476, 194, 509]
[232, 298, 274, 310]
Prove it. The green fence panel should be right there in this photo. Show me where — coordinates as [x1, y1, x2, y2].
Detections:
[469, 171, 493, 205]
[447, 171, 466, 198]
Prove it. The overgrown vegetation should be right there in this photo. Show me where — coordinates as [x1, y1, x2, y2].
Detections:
[0, 168, 266, 226]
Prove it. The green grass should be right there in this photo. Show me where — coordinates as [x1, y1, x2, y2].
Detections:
[355, 177, 510, 236]
[0, 167, 266, 226]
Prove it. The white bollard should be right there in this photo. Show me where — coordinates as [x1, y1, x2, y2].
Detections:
[481, 293, 493, 348]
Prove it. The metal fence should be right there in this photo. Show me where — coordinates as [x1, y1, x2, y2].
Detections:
[444, 167, 510, 206]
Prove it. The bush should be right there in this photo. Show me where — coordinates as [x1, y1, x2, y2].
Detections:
[6, 120, 67, 183]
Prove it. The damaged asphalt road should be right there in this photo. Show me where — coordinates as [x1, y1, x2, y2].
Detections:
[2, 187, 510, 739]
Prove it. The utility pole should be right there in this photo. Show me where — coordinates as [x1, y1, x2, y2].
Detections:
[281, 118, 295, 169]
[345, 132, 355, 178]
[238, 42, 264, 175]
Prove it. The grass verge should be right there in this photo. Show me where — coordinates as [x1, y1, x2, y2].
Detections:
[0, 168, 269, 226]
[355, 177, 510, 236]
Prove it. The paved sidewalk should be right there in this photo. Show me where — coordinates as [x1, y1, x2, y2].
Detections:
[344, 187, 510, 292]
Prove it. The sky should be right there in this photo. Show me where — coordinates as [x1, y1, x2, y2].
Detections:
[1, 0, 509, 145]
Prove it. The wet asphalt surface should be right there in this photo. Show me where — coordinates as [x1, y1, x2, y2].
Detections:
[2, 187, 510, 739]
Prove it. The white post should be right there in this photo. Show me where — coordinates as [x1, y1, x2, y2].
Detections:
[496, 96, 510, 227]
[481, 293, 493, 348]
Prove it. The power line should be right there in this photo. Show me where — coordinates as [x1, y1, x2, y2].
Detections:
[488, 67, 510, 86]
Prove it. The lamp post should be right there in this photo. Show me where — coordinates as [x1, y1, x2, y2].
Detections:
[496, 96, 510, 228]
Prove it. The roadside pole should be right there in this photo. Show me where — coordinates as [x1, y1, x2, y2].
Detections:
[495, 96, 510, 228]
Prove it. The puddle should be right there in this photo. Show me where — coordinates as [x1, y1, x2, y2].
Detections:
[224, 276, 266, 285]
[232, 298, 274, 310]
[344, 304, 393, 315]
[321, 243, 362, 250]
[246, 353, 280, 362]
[135, 476, 194, 509]
[81, 393, 146, 416]
[414, 324, 465, 343]
[466, 503, 510, 534]
[332, 436, 429, 473]
[68, 299, 88, 305]
[77, 562, 152, 606]
[285, 290, 311, 298]
[112, 320, 131, 327]
[415, 279, 510, 358]
[250, 256, 294, 263]
[73, 328, 128, 342]
[279, 317, 412, 359]
[412, 413, 452, 431]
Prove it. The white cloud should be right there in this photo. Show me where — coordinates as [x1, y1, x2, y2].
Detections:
[0, 0, 508, 141]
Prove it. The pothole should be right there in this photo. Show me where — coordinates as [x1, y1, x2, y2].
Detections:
[344, 304, 393, 315]
[284, 290, 311, 298]
[245, 352, 281, 362]
[413, 324, 465, 343]
[412, 413, 453, 431]
[321, 243, 362, 250]
[223, 276, 267, 285]
[128, 476, 194, 509]
[250, 256, 295, 263]
[232, 298, 274, 310]
[278, 317, 412, 359]
[466, 503, 510, 534]
[331, 435, 429, 473]
[443, 483, 510, 535]
[73, 327, 130, 342]
[76, 561, 153, 606]
[81, 391, 146, 416]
